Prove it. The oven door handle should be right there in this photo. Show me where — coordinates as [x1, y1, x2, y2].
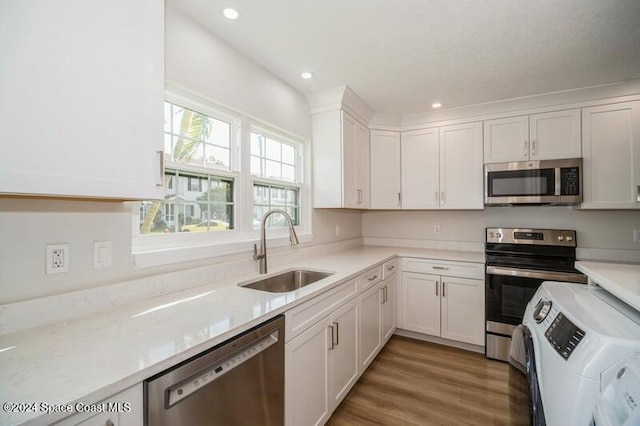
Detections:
[487, 266, 587, 283]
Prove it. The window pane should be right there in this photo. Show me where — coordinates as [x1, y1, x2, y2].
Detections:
[204, 144, 229, 169]
[266, 160, 281, 180]
[282, 144, 295, 165]
[252, 183, 299, 228]
[282, 165, 295, 182]
[164, 101, 232, 172]
[207, 119, 231, 148]
[141, 169, 234, 235]
[266, 138, 281, 161]
[251, 156, 262, 176]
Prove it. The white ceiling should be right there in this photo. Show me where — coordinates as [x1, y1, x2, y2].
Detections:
[169, 0, 640, 116]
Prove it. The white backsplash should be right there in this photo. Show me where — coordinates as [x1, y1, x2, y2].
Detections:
[0, 238, 363, 336]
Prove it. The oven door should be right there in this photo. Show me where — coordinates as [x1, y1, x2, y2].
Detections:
[485, 266, 586, 360]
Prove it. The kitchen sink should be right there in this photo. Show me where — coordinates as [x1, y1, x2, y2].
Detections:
[239, 269, 334, 293]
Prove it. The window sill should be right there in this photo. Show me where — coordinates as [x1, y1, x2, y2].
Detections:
[133, 232, 313, 269]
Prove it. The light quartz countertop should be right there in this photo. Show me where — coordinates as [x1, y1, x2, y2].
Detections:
[575, 261, 640, 312]
[0, 246, 483, 425]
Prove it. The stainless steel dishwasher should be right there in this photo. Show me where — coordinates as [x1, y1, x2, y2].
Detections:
[145, 315, 284, 426]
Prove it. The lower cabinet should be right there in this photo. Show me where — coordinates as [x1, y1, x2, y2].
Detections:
[54, 384, 143, 426]
[285, 296, 359, 426]
[400, 258, 485, 346]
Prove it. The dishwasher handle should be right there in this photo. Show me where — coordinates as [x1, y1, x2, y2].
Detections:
[166, 330, 280, 408]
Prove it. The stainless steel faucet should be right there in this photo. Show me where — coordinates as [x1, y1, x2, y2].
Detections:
[253, 209, 299, 274]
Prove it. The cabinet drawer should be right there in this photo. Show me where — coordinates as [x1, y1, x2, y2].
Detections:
[382, 259, 398, 280]
[286, 279, 358, 342]
[357, 266, 383, 292]
[402, 258, 483, 280]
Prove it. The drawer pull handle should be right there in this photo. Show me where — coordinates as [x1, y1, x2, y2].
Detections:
[328, 325, 335, 350]
[106, 420, 115, 426]
[432, 266, 449, 270]
[368, 275, 379, 281]
[156, 150, 164, 187]
[387, 265, 396, 271]
[442, 281, 446, 297]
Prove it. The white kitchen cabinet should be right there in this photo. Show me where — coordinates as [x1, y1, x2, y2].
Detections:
[54, 384, 143, 426]
[285, 278, 361, 426]
[484, 109, 581, 163]
[581, 101, 640, 209]
[381, 259, 397, 343]
[400, 258, 485, 346]
[285, 316, 332, 426]
[370, 130, 402, 209]
[0, 0, 164, 200]
[402, 272, 441, 336]
[329, 298, 360, 408]
[440, 277, 485, 345]
[401, 122, 483, 210]
[401, 128, 440, 209]
[359, 283, 383, 370]
[312, 110, 370, 208]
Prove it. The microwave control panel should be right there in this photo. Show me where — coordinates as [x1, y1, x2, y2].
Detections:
[560, 167, 580, 195]
[545, 312, 585, 360]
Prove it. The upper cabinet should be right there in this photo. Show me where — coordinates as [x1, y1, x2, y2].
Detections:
[370, 130, 401, 209]
[402, 122, 483, 210]
[484, 109, 581, 163]
[581, 101, 640, 209]
[0, 0, 165, 200]
[313, 110, 370, 208]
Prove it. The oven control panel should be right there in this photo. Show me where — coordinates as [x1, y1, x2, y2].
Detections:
[545, 312, 586, 360]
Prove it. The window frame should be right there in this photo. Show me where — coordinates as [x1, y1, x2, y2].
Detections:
[132, 85, 312, 268]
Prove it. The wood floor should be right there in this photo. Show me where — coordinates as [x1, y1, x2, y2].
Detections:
[327, 336, 530, 426]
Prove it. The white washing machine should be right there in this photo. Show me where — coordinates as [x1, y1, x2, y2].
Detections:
[522, 281, 640, 426]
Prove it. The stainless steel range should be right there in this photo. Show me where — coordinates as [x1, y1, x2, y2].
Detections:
[484, 227, 587, 361]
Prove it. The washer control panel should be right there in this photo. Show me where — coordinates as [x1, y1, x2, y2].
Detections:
[545, 312, 585, 360]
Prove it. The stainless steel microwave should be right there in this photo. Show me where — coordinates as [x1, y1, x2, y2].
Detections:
[485, 158, 582, 206]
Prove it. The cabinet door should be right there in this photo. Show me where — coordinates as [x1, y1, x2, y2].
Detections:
[401, 272, 440, 336]
[359, 283, 382, 371]
[370, 130, 401, 209]
[329, 298, 359, 409]
[582, 101, 640, 209]
[355, 123, 371, 208]
[439, 122, 484, 209]
[530, 109, 581, 160]
[54, 384, 143, 426]
[341, 112, 359, 208]
[440, 277, 485, 345]
[483, 115, 529, 163]
[0, 0, 164, 200]
[382, 275, 396, 343]
[401, 128, 440, 208]
[285, 317, 331, 426]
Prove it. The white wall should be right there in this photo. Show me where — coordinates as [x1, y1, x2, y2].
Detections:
[0, 7, 362, 305]
[363, 208, 640, 256]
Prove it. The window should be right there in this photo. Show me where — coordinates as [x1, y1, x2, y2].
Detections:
[134, 90, 310, 265]
[251, 130, 302, 229]
[163, 102, 232, 171]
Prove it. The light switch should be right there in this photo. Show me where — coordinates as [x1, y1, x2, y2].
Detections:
[93, 241, 112, 268]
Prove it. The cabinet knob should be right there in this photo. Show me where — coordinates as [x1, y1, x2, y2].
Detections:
[106, 420, 115, 426]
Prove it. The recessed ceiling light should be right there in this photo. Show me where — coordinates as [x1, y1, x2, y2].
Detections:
[432, 102, 442, 109]
[301, 72, 314, 80]
[222, 7, 240, 20]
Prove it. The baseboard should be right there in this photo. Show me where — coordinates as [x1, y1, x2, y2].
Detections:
[393, 328, 485, 354]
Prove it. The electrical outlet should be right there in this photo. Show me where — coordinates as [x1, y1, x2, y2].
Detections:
[634, 230, 640, 244]
[434, 225, 441, 235]
[46, 244, 69, 274]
